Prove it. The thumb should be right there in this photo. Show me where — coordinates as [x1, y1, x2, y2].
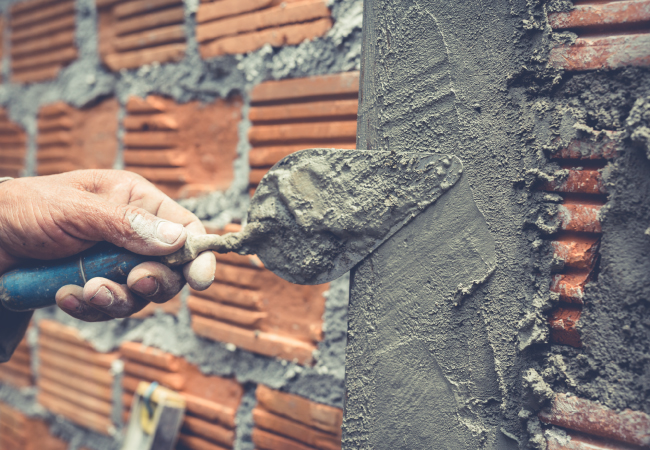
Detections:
[87, 202, 187, 256]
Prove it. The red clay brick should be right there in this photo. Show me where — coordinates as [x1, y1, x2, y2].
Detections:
[97, 0, 186, 71]
[36, 99, 119, 176]
[196, 0, 329, 42]
[248, 120, 358, 145]
[550, 34, 650, 71]
[114, 0, 182, 18]
[0, 108, 27, 178]
[551, 236, 600, 270]
[191, 283, 264, 309]
[549, 0, 650, 31]
[10, 0, 77, 83]
[549, 306, 582, 348]
[253, 408, 341, 449]
[558, 203, 602, 234]
[550, 270, 593, 304]
[177, 434, 230, 450]
[251, 72, 359, 103]
[181, 415, 235, 447]
[547, 429, 645, 450]
[249, 99, 358, 123]
[200, 17, 333, 58]
[130, 293, 183, 318]
[197, 0, 273, 24]
[540, 393, 650, 448]
[192, 316, 316, 364]
[36, 320, 117, 435]
[184, 393, 237, 429]
[123, 95, 241, 198]
[187, 296, 268, 326]
[256, 385, 342, 436]
[550, 132, 620, 160]
[0, 403, 68, 450]
[544, 169, 604, 195]
[0, 336, 32, 388]
[120, 341, 181, 371]
[252, 428, 315, 450]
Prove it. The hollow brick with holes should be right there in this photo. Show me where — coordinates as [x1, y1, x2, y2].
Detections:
[252, 385, 342, 450]
[547, 0, 650, 71]
[96, 0, 187, 71]
[0, 402, 68, 450]
[187, 223, 328, 365]
[10, 0, 78, 83]
[0, 336, 32, 389]
[248, 72, 359, 194]
[540, 394, 650, 448]
[0, 108, 27, 178]
[197, 0, 333, 59]
[123, 95, 241, 199]
[36, 320, 118, 435]
[36, 99, 119, 176]
[119, 342, 243, 449]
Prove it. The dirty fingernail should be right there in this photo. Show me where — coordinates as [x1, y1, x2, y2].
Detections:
[132, 276, 159, 297]
[59, 295, 80, 312]
[89, 286, 114, 307]
[156, 221, 184, 245]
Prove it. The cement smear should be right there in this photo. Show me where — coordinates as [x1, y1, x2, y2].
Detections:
[236, 149, 462, 284]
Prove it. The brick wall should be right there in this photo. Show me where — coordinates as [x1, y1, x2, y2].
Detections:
[0, 0, 357, 447]
[124, 95, 242, 198]
[248, 72, 359, 194]
[0, 108, 26, 178]
[10, 0, 77, 83]
[36, 320, 118, 435]
[548, 0, 650, 71]
[197, 0, 333, 59]
[253, 385, 342, 450]
[97, 0, 187, 71]
[0, 336, 32, 389]
[37, 99, 119, 176]
[121, 342, 243, 449]
[0, 402, 68, 450]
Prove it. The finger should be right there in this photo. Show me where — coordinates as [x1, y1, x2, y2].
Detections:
[83, 278, 149, 318]
[127, 261, 184, 304]
[183, 251, 216, 291]
[55, 285, 112, 322]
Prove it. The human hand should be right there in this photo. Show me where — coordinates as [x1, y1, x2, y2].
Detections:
[0, 170, 216, 321]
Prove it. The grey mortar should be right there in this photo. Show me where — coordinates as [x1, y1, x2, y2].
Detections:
[0, 0, 363, 447]
[233, 384, 256, 450]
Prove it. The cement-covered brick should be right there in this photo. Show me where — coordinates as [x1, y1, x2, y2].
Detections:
[10, 0, 78, 83]
[540, 393, 650, 448]
[197, 0, 333, 58]
[97, 0, 187, 71]
[124, 95, 242, 199]
[36, 99, 119, 176]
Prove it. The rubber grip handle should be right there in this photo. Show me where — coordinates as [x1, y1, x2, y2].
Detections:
[0, 243, 157, 312]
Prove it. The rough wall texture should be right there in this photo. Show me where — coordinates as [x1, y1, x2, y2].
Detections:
[0, 0, 361, 448]
[345, 0, 650, 449]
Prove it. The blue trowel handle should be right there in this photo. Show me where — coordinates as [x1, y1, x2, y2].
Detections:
[0, 243, 156, 312]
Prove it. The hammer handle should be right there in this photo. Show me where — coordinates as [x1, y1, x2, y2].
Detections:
[0, 243, 155, 312]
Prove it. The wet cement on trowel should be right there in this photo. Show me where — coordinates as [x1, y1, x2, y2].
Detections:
[215, 149, 463, 285]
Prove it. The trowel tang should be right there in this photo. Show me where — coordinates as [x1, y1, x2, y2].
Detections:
[0, 243, 155, 312]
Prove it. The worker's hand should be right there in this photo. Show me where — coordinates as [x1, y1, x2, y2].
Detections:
[0, 170, 216, 321]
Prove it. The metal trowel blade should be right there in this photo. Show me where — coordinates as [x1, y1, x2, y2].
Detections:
[238, 148, 464, 285]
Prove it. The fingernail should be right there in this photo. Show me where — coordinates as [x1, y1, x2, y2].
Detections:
[156, 221, 184, 244]
[132, 276, 159, 297]
[59, 295, 80, 312]
[89, 286, 114, 307]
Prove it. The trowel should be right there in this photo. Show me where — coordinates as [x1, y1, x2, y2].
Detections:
[0, 148, 464, 312]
